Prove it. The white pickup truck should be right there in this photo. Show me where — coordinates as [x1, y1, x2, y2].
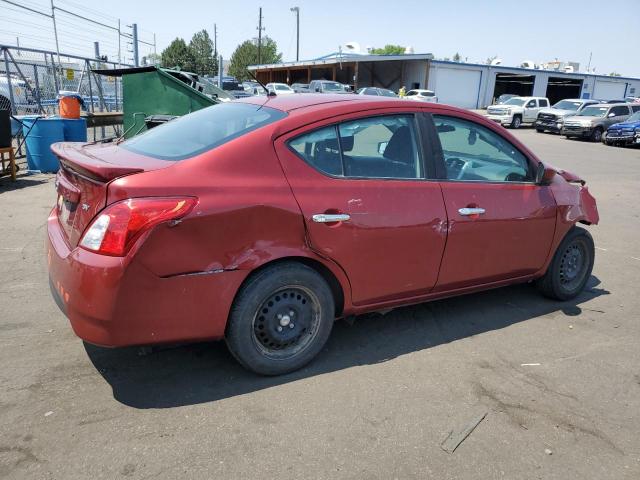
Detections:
[0, 75, 29, 112]
[486, 96, 550, 128]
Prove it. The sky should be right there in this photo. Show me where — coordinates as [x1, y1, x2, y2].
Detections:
[2, 0, 639, 78]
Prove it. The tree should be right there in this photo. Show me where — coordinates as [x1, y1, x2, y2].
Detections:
[160, 38, 196, 72]
[146, 53, 161, 66]
[453, 52, 462, 62]
[228, 36, 282, 81]
[370, 44, 405, 55]
[189, 29, 218, 76]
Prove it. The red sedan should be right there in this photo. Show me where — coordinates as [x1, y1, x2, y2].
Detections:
[47, 94, 599, 375]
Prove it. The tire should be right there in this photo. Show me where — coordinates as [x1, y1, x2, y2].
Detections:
[510, 116, 522, 129]
[536, 128, 545, 133]
[536, 226, 595, 301]
[225, 262, 335, 375]
[590, 127, 603, 143]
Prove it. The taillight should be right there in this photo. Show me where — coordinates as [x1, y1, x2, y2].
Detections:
[79, 197, 197, 256]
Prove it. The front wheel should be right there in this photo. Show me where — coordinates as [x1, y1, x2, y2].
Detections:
[225, 262, 335, 375]
[536, 127, 545, 133]
[510, 116, 522, 129]
[590, 127, 603, 142]
[536, 227, 595, 301]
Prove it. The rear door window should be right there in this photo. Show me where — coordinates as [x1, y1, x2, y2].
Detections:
[287, 114, 423, 179]
[611, 106, 630, 116]
[122, 103, 286, 160]
[539, 99, 549, 107]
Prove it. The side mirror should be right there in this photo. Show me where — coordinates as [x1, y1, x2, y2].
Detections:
[535, 162, 556, 185]
[608, 112, 616, 117]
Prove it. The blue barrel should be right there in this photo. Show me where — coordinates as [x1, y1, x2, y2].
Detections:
[22, 117, 65, 172]
[61, 118, 87, 142]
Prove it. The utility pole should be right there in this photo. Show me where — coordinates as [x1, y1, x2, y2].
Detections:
[153, 33, 156, 55]
[257, 7, 264, 64]
[290, 7, 299, 61]
[132, 23, 139, 67]
[50, 0, 61, 66]
[214, 23, 218, 57]
[587, 51, 593, 73]
[117, 19, 122, 67]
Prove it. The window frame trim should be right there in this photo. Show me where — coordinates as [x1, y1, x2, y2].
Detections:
[427, 113, 538, 185]
[285, 112, 431, 182]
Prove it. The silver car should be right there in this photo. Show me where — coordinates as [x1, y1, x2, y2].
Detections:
[562, 103, 634, 142]
[535, 99, 600, 134]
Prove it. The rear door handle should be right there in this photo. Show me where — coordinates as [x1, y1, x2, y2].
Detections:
[312, 213, 351, 223]
[458, 207, 485, 216]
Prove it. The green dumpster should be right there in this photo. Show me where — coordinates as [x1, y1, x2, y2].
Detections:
[93, 66, 233, 138]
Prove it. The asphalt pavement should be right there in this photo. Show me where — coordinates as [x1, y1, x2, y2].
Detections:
[1, 129, 639, 479]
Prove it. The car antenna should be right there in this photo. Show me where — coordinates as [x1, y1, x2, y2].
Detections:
[247, 69, 275, 97]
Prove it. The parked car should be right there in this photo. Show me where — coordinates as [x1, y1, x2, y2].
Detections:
[242, 81, 266, 96]
[486, 96, 550, 128]
[562, 103, 635, 142]
[166, 72, 234, 103]
[0, 74, 36, 112]
[291, 83, 309, 93]
[535, 99, 600, 134]
[357, 87, 397, 97]
[404, 89, 438, 103]
[266, 83, 295, 95]
[495, 94, 518, 105]
[308, 80, 351, 94]
[47, 95, 599, 375]
[213, 77, 253, 99]
[603, 110, 640, 147]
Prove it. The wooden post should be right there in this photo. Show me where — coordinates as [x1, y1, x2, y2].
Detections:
[332, 65, 336, 81]
[307, 66, 311, 83]
[354, 62, 359, 90]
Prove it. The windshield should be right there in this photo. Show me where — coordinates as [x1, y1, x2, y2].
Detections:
[406, 91, 418, 96]
[322, 82, 343, 91]
[275, 84, 291, 91]
[122, 103, 287, 161]
[578, 106, 608, 117]
[504, 98, 525, 106]
[625, 111, 640, 122]
[553, 100, 582, 111]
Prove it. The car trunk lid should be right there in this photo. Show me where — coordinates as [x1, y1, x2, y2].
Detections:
[51, 142, 171, 248]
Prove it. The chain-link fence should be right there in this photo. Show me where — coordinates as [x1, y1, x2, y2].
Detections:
[1, 44, 126, 143]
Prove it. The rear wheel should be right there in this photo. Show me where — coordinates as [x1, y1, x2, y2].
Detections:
[225, 262, 334, 375]
[536, 227, 594, 301]
[510, 115, 522, 129]
[590, 127, 603, 142]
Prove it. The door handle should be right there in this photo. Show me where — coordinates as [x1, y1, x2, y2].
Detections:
[458, 207, 486, 216]
[312, 213, 351, 223]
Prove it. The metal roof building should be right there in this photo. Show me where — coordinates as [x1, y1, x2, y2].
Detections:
[249, 54, 640, 108]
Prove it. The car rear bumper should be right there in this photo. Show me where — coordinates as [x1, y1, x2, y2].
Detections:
[46, 209, 247, 347]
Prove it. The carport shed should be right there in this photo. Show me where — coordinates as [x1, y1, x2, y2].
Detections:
[249, 53, 434, 93]
[250, 56, 640, 109]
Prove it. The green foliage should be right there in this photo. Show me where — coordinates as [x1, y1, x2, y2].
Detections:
[228, 36, 282, 81]
[189, 29, 218, 76]
[608, 72, 621, 77]
[370, 44, 406, 55]
[160, 38, 196, 72]
[453, 52, 462, 62]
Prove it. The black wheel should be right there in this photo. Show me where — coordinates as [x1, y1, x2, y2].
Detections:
[590, 127, 603, 142]
[536, 227, 595, 301]
[510, 115, 522, 129]
[225, 262, 334, 375]
[536, 128, 544, 133]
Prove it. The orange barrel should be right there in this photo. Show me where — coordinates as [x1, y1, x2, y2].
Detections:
[59, 96, 81, 119]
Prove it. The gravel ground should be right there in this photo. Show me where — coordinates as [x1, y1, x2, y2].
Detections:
[1, 129, 639, 479]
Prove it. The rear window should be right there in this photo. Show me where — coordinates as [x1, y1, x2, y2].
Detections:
[121, 103, 286, 161]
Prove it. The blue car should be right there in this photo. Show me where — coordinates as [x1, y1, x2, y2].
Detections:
[605, 110, 640, 146]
